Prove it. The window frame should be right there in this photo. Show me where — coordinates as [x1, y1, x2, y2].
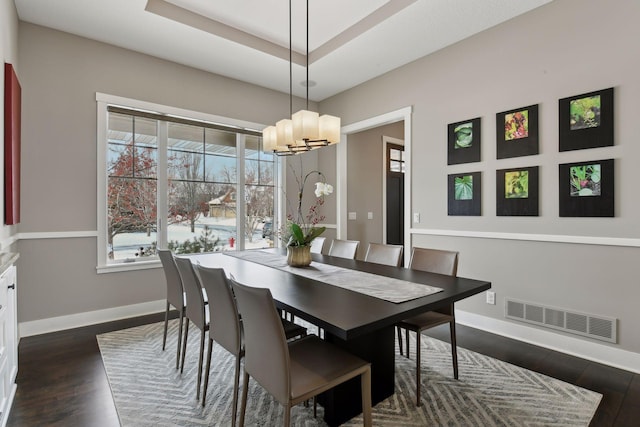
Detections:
[96, 93, 279, 273]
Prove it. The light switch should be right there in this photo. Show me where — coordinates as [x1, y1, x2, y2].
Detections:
[348, 212, 357, 220]
[413, 212, 420, 223]
[367, 212, 373, 220]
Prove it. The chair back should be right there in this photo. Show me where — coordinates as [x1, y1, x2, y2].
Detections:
[230, 279, 290, 404]
[174, 257, 207, 329]
[310, 236, 326, 254]
[197, 266, 241, 356]
[328, 239, 360, 259]
[409, 247, 458, 276]
[158, 249, 184, 310]
[364, 243, 403, 267]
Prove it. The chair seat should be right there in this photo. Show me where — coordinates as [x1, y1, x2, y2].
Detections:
[281, 318, 307, 340]
[398, 311, 453, 332]
[288, 335, 370, 402]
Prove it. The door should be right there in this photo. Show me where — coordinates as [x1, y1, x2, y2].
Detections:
[386, 143, 404, 246]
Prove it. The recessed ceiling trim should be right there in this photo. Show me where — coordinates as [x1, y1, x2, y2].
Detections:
[145, 0, 306, 65]
[146, 0, 416, 67]
[310, 0, 417, 63]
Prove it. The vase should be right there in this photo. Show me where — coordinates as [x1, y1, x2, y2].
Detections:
[286, 245, 312, 267]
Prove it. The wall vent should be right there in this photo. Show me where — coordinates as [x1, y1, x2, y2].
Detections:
[504, 298, 617, 343]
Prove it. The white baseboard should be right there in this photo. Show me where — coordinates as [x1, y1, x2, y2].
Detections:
[18, 300, 165, 338]
[456, 309, 640, 374]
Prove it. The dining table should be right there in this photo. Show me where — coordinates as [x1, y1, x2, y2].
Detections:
[189, 248, 491, 426]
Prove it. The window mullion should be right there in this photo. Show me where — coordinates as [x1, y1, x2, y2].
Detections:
[236, 134, 246, 251]
[157, 121, 169, 249]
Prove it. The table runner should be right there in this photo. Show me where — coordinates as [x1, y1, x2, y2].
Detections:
[224, 250, 442, 303]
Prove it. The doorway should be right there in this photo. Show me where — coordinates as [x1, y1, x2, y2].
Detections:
[337, 106, 412, 265]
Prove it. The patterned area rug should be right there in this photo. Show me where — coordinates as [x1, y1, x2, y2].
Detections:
[97, 320, 601, 426]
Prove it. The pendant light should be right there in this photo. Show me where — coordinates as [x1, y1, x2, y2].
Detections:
[263, 0, 341, 155]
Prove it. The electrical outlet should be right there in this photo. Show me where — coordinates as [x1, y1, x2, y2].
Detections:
[486, 291, 496, 305]
[367, 212, 373, 220]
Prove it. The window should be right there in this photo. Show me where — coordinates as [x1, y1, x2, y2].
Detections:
[388, 144, 405, 173]
[107, 113, 158, 261]
[244, 136, 275, 249]
[97, 94, 277, 272]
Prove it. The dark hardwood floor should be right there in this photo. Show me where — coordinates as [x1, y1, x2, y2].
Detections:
[7, 313, 639, 426]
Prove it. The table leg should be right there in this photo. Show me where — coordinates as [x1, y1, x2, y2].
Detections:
[320, 325, 395, 426]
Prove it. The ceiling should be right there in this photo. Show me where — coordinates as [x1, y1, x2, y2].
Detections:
[15, 0, 552, 101]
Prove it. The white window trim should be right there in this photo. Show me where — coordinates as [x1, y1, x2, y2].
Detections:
[95, 93, 270, 274]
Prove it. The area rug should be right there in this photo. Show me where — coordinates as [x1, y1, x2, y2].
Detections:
[97, 320, 601, 426]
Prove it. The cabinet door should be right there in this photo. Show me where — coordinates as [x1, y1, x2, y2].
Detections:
[5, 266, 16, 383]
[0, 269, 9, 419]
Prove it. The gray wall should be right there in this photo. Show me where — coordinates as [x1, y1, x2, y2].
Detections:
[320, 0, 640, 354]
[15, 23, 314, 323]
[1, 0, 19, 244]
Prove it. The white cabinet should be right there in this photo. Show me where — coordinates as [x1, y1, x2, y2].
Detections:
[0, 264, 17, 427]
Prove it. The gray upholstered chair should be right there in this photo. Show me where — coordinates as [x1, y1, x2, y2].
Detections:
[327, 239, 360, 259]
[309, 236, 326, 254]
[231, 279, 372, 427]
[196, 267, 307, 417]
[174, 256, 210, 400]
[396, 247, 459, 406]
[158, 250, 186, 369]
[197, 266, 242, 423]
[363, 243, 403, 267]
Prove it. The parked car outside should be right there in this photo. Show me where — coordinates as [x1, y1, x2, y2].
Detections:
[262, 221, 273, 238]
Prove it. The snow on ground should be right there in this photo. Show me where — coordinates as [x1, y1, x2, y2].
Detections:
[112, 216, 273, 259]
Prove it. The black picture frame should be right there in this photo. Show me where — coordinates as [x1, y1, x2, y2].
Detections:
[447, 117, 481, 165]
[559, 87, 614, 152]
[559, 159, 614, 217]
[448, 172, 481, 216]
[496, 166, 539, 216]
[496, 104, 539, 159]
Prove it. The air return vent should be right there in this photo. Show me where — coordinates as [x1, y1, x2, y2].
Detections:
[504, 298, 617, 343]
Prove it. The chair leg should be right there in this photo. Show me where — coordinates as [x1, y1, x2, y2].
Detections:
[450, 321, 459, 380]
[180, 318, 190, 373]
[231, 355, 241, 427]
[202, 338, 213, 407]
[313, 396, 317, 418]
[162, 301, 170, 351]
[406, 328, 411, 359]
[283, 403, 291, 427]
[361, 368, 372, 427]
[239, 372, 250, 427]
[416, 330, 422, 407]
[176, 310, 184, 370]
[396, 325, 403, 356]
[196, 330, 205, 400]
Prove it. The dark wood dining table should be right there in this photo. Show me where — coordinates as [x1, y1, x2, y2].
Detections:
[189, 249, 491, 426]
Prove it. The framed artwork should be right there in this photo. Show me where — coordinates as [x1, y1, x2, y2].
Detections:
[496, 166, 539, 216]
[448, 172, 481, 216]
[559, 87, 614, 152]
[496, 104, 539, 159]
[447, 117, 481, 165]
[4, 63, 21, 225]
[559, 159, 614, 217]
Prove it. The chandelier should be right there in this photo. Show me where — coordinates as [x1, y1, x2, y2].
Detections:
[262, 0, 341, 155]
